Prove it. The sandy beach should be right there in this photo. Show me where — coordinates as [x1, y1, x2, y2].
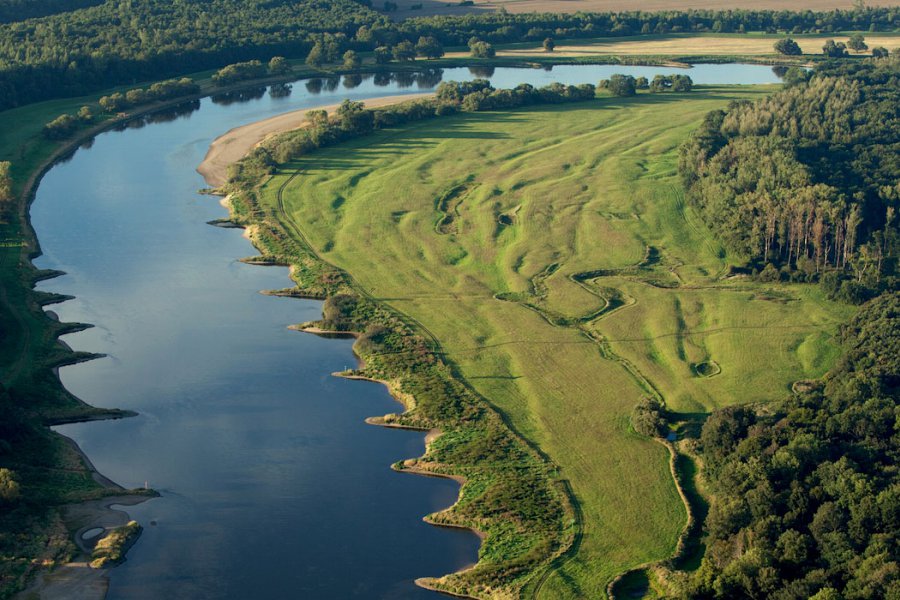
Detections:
[13, 495, 154, 600]
[197, 92, 434, 188]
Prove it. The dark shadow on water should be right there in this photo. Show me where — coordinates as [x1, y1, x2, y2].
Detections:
[269, 83, 293, 99]
[343, 73, 363, 89]
[468, 66, 495, 78]
[305, 78, 323, 94]
[323, 77, 341, 92]
[211, 87, 266, 106]
[672, 451, 708, 572]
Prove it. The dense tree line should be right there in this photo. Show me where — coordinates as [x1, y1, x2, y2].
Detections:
[0, 0, 101, 23]
[98, 76, 199, 112]
[0, 0, 376, 110]
[0, 159, 11, 221]
[396, 8, 899, 47]
[679, 56, 899, 298]
[211, 60, 267, 86]
[0, 2, 897, 111]
[230, 80, 596, 181]
[677, 292, 900, 599]
[599, 73, 692, 96]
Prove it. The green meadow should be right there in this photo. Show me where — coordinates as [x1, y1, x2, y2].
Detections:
[257, 87, 852, 596]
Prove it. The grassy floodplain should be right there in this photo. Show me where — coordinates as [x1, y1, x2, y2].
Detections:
[243, 87, 853, 596]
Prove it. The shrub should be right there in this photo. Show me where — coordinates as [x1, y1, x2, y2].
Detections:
[469, 39, 495, 58]
[631, 398, 668, 437]
[606, 74, 636, 97]
[42, 113, 78, 139]
[774, 37, 802, 56]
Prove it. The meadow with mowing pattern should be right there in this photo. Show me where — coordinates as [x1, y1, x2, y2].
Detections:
[245, 87, 853, 596]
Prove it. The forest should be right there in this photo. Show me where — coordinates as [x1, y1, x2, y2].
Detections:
[679, 56, 899, 302]
[0, 2, 897, 110]
[681, 291, 900, 599]
[665, 56, 900, 599]
[396, 8, 899, 46]
[0, 0, 100, 23]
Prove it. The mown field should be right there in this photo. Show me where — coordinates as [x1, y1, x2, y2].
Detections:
[257, 87, 853, 595]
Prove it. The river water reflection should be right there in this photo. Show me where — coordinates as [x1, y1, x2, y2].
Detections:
[33, 63, 781, 598]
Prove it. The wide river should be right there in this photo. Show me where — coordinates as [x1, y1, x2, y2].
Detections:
[33, 64, 781, 599]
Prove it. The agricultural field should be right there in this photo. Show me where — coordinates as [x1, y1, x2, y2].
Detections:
[256, 86, 853, 595]
[444, 33, 900, 59]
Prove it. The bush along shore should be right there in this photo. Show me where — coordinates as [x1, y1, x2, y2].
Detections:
[216, 83, 645, 596]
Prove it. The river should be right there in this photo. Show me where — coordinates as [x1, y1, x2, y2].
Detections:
[31, 64, 782, 599]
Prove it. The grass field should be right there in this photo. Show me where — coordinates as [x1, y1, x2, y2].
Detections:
[256, 87, 853, 595]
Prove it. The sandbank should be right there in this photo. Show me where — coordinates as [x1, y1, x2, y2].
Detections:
[198, 92, 434, 187]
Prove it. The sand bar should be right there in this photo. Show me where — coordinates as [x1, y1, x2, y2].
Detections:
[198, 92, 434, 187]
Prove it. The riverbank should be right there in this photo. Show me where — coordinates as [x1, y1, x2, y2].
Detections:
[296, 324, 487, 542]
[14, 495, 155, 600]
[0, 64, 302, 600]
[215, 87, 588, 597]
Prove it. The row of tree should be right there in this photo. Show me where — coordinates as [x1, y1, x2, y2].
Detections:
[0, 2, 897, 111]
[308, 35, 444, 67]
[98, 77, 200, 113]
[42, 106, 93, 139]
[211, 57, 292, 85]
[600, 73, 694, 96]
[398, 8, 899, 46]
[678, 56, 899, 296]
[44, 75, 205, 140]
[774, 34, 887, 57]
[229, 80, 597, 183]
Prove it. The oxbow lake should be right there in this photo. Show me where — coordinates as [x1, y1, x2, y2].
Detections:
[33, 63, 782, 599]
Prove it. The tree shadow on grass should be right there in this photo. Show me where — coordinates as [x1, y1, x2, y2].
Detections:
[280, 90, 755, 174]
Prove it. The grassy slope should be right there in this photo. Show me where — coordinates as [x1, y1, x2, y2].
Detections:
[258, 87, 852, 596]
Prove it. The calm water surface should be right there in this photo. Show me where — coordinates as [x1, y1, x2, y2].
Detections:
[33, 64, 781, 599]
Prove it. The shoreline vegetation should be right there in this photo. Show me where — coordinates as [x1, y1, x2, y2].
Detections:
[209, 88, 625, 597]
